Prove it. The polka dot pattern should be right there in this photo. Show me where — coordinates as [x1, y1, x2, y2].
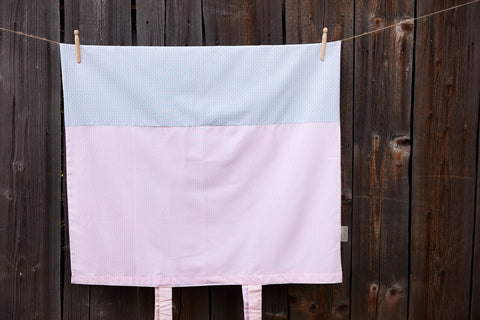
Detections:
[60, 41, 341, 127]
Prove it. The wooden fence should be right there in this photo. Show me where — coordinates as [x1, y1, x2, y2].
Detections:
[1, 0, 479, 319]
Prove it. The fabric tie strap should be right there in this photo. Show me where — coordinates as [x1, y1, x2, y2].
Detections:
[242, 285, 262, 320]
[154, 287, 172, 320]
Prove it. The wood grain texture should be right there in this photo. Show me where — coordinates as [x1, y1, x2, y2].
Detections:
[0, 0, 61, 319]
[203, 0, 281, 46]
[286, 0, 325, 44]
[87, 286, 138, 320]
[136, 0, 165, 46]
[173, 287, 210, 320]
[285, 0, 354, 318]
[471, 117, 480, 318]
[351, 0, 414, 319]
[166, 0, 202, 46]
[335, 0, 355, 316]
[263, 285, 288, 320]
[253, 0, 283, 45]
[137, 287, 155, 320]
[210, 286, 244, 320]
[64, 0, 132, 45]
[202, 0, 255, 45]
[3, 0, 480, 319]
[473, 114, 480, 320]
[409, 1, 480, 319]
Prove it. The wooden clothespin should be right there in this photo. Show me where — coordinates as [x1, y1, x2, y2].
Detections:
[320, 27, 328, 61]
[74, 30, 81, 63]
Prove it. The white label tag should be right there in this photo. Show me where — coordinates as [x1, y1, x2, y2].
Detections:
[341, 226, 348, 243]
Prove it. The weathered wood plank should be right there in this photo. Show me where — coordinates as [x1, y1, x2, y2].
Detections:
[350, 0, 414, 319]
[172, 287, 210, 320]
[203, 0, 283, 46]
[288, 285, 336, 319]
[471, 109, 480, 318]
[285, 0, 354, 318]
[286, 0, 325, 44]
[0, 0, 61, 319]
[64, 0, 132, 45]
[210, 286, 244, 320]
[86, 286, 137, 320]
[409, 1, 480, 319]
[474, 74, 480, 316]
[166, 0, 202, 46]
[62, 1, 135, 319]
[254, 0, 283, 45]
[202, 0, 255, 45]
[263, 285, 288, 320]
[136, 0, 165, 46]
[137, 287, 155, 320]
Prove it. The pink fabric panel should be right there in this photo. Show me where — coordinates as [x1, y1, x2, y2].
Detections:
[66, 123, 341, 287]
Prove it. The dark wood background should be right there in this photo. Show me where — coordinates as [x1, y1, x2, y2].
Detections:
[1, 0, 479, 319]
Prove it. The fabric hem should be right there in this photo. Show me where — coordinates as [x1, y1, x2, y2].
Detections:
[72, 272, 343, 287]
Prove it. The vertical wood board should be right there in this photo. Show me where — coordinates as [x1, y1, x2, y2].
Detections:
[166, 0, 202, 46]
[136, 0, 166, 46]
[64, 0, 132, 45]
[351, 0, 414, 319]
[0, 0, 61, 319]
[409, 1, 480, 319]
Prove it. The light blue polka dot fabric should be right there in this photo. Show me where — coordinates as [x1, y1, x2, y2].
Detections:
[60, 41, 341, 127]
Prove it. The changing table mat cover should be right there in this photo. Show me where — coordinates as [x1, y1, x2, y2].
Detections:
[59, 41, 342, 287]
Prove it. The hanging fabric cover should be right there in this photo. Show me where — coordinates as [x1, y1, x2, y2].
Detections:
[60, 41, 342, 319]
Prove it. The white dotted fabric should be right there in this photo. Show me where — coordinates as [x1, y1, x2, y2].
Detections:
[60, 42, 341, 127]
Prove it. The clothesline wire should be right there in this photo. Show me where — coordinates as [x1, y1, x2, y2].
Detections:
[0, 0, 479, 46]
[0, 26, 60, 44]
[341, 0, 480, 42]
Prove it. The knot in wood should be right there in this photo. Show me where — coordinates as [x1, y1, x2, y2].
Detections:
[4, 190, 15, 200]
[391, 136, 411, 152]
[371, 16, 384, 28]
[396, 19, 414, 34]
[13, 160, 25, 172]
[333, 303, 349, 316]
[386, 284, 403, 302]
[342, 189, 353, 201]
[445, 76, 455, 96]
